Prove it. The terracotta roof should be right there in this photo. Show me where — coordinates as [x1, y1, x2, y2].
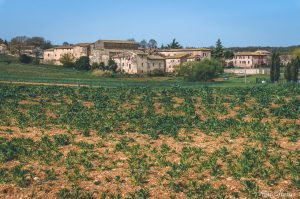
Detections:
[98, 40, 139, 44]
[235, 51, 270, 56]
[75, 43, 92, 47]
[44, 48, 55, 51]
[166, 53, 191, 59]
[147, 55, 165, 60]
[53, 46, 74, 50]
[159, 48, 211, 52]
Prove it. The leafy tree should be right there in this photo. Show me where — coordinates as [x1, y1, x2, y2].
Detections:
[270, 51, 281, 82]
[175, 59, 223, 82]
[212, 39, 224, 59]
[10, 36, 29, 55]
[224, 50, 234, 59]
[292, 48, 300, 58]
[140, 39, 148, 48]
[74, 56, 91, 70]
[19, 54, 32, 64]
[166, 39, 183, 49]
[108, 59, 118, 73]
[127, 38, 136, 42]
[148, 39, 158, 49]
[62, 42, 70, 46]
[60, 53, 74, 68]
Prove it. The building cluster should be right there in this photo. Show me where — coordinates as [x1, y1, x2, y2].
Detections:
[1, 39, 275, 73]
[43, 40, 212, 74]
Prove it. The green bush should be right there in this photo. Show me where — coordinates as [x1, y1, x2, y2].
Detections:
[19, 54, 32, 64]
[151, 68, 165, 76]
[74, 56, 91, 70]
[175, 59, 223, 82]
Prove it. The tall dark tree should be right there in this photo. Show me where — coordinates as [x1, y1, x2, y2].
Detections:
[148, 39, 158, 49]
[140, 39, 148, 48]
[74, 56, 91, 70]
[167, 39, 183, 49]
[284, 63, 292, 82]
[291, 57, 300, 82]
[212, 39, 224, 59]
[270, 51, 281, 82]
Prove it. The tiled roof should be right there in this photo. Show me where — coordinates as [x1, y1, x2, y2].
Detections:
[75, 43, 92, 47]
[53, 46, 74, 50]
[159, 48, 211, 52]
[147, 55, 165, 60]
[166, 53, 190, 59]
[98, 40, 139, 44]
[235, 51, 270, 56]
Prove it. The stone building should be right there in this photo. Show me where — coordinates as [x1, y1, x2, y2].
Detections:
[43, 43, 91, 65]
[231, 50, 270, 68]
[112, 51, 165, 74]
[165, 53, 191, 73]
[90, 40, 140, 65]
[158, 48, 211, 60]
[0, 44, 7, 54]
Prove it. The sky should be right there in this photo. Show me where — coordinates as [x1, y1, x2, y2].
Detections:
[0, 0, 299, 47]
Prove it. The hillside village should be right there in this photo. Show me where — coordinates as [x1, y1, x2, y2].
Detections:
[0, 38, 275, 75]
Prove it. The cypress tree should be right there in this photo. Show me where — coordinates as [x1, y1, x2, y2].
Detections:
[284, 63, 292, 82]
[270, 51, 281, 82]
[291, 57, 300, 82]
[212, 39, 224, 59]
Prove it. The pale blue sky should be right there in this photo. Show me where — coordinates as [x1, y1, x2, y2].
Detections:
[0, 0, 299, 47]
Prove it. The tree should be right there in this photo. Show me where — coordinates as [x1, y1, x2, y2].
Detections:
[74, 56, 91, 70]
[63, 42, 70, 46]
[212, 39, 224, 59]
[224, 50, 234, 59]
[19, 54, 32, 64]
[166, 39, 183, 49]
[107, 59, 118, 73]
[60, 53, 74, 68]
[148, 39, 158, 49]
[160, 44, 165, 49]
[291, 57, 300, 82]
[0, 38, 4, 44]
[284, 63, 292, 82]
[270, 51, 281, 82]
[175, 59, 223, 82]
[292, 48, 300, 58]
[140, 39, 148, 48]
[127, 38, 136, 42]
[10, 36, 29, 55]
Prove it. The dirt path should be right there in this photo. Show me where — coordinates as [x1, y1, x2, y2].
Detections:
[0, 80, 89, 87]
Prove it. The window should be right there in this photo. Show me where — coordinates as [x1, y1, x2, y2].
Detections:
[122, 63, 124, 66]
[153, 63, 155, 67]
[129, 64, 131, 69]
[159, 63, 161, 68]
[142, 63, 144, 67]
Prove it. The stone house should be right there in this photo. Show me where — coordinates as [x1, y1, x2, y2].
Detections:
[90, 40, 140, 65]
[43, 43, 91, 65]
[231, 50, 270, 68]
[0, 44, 7, 54]
[158, 48, 211, 60]
[112, 51, 165, 74]
[165, 53, 191, 73]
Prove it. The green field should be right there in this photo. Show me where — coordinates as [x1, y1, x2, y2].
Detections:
[0, 62, 269, 88]
[0, 84, 299, 198]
